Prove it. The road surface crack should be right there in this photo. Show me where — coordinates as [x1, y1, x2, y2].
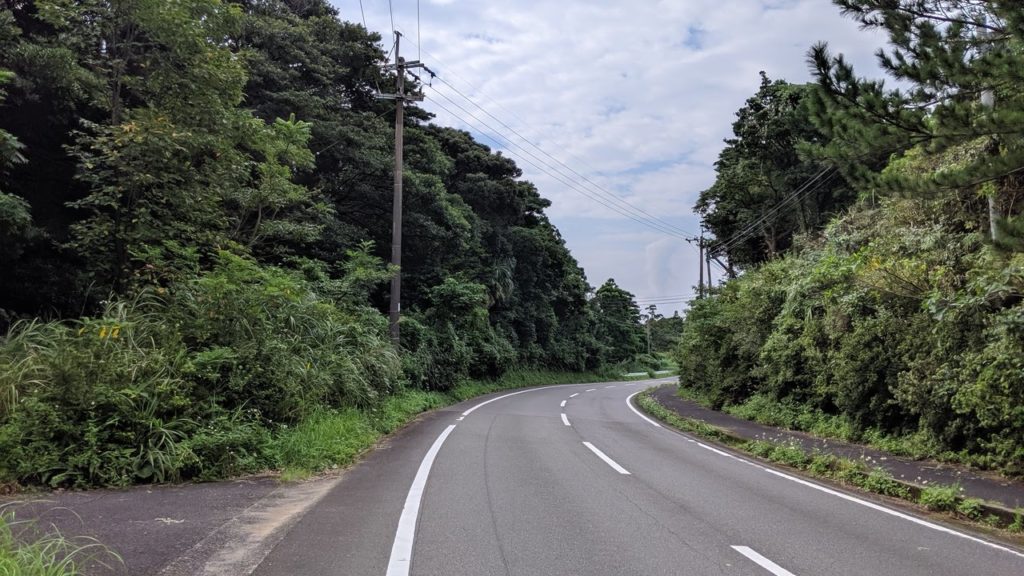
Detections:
[484, 418, 514, 576]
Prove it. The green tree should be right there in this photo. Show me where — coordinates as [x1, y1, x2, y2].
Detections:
[810, 2, 1024, 208]
[649, 310, 685, 353]
[697, 73, 853, 268]
[590, 279, 644, 364]
[60, 0, 322, 292]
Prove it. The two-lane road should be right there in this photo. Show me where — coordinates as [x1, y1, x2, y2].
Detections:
[254, 380, 1024, 575]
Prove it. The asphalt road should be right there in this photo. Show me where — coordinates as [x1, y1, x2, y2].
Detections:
[253, 379, 1024, 576]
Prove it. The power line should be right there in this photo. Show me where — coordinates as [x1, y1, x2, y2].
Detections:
[607, 294, 696, 303]
[393, 30, 700, 241]
[358, 0, 368, 30]
[397, 31, 654, 206]
[713, 166, 833, 253]
[424, 87, 697, 242]
[636, 293, 693, 300]
[709, 166, 837, 255]
[387, 0, 395, 34]
[431, 75, 699, 239]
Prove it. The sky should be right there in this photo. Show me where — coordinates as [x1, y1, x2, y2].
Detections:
[330, 0, 891, 315]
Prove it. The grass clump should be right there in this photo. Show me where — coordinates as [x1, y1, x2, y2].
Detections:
[0, 508, 120, 576]
[273, 409, 378, 481]
[918, 485, 960, 512]
[1008, 511, 1024, 534]
[858, 468, 911, 499]
[956, 498, 985, 521]
[635, 394, 735, 444]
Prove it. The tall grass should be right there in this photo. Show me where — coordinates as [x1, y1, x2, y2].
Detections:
[0, 253, 406, 488]
[0, 507, 120, 576]
[274, 370, 620, 479]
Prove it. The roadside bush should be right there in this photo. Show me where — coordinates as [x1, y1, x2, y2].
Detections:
[0, 253, 403, 487]
[401, 277, 518, 391]
[673, 197, 1024, 477]
[0, 298, 196, 486]
[173, 252, 401, 422]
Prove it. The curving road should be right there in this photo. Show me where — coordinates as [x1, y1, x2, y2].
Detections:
[253, 379, 1024, 576]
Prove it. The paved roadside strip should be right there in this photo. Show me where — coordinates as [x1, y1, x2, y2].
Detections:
[650, 386, 1024, 511]
[1, 474, 337, 576]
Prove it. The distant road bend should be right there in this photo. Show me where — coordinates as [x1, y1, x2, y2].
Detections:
[253, 379, 1024, 576]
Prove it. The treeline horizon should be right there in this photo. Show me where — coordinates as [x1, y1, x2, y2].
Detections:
[0, 0, 655, 488]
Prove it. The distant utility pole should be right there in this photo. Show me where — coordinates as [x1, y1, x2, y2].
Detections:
[706, 246, 713, 292]
[696, 234, 705, 298]
[643, 303, 651, 352]
[379, 31, 428, 346]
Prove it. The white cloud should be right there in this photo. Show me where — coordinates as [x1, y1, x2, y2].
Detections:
[332, 0, 891, 313]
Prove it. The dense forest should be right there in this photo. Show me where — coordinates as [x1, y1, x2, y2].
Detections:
[0, 0, 652, 487]
[678, 0, 1024, 477]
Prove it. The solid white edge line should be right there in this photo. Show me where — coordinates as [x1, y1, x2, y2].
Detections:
[560, 400, 567, 407]
[582, 442, 630, 475]
[561, 413, 571, 426]
[731, 546, 797, 576]
[758, 463, 1024, 559]
[569, 393, 579, 398]
[683, 438, 1024, 559]
[625, 390, 662, 428]
[385, 424, 457, 576]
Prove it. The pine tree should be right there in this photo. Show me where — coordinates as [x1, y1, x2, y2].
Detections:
[809, 1, 1024, 206]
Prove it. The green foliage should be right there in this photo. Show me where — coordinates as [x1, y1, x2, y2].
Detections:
[811, 1, 1024, 200]
[173, 251, 401, 421]
[919, 485, 960, 512]
[860, 468, 911, 499]
[680, 190, 1024, 476]
[666, 3, 1024, 485]
[697, 72, 854, 268]
[0, 252, 402, 487]
[273, 408, 378, 479]
[0, 507, 121, 576]
[0, 0, 626, 493]
[1009, 511, 1024, 533]
[591, 279, 645, 364]
[957, 497, 985, 520]
[647, 312, 685, 353]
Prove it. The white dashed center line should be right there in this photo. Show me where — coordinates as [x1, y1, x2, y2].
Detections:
[731, 546, 797, 576]
[582, 442, 630, 474]
[561, 413, 571, 426]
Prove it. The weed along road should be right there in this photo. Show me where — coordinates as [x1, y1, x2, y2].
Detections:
[252, 378, 1024, 576]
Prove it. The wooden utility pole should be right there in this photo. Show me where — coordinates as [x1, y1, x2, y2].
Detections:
[697, 235, 705, 299]
[705, 247, 713, 292]
[388, 32, 405, 346]
[379, 31, 429, 347]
